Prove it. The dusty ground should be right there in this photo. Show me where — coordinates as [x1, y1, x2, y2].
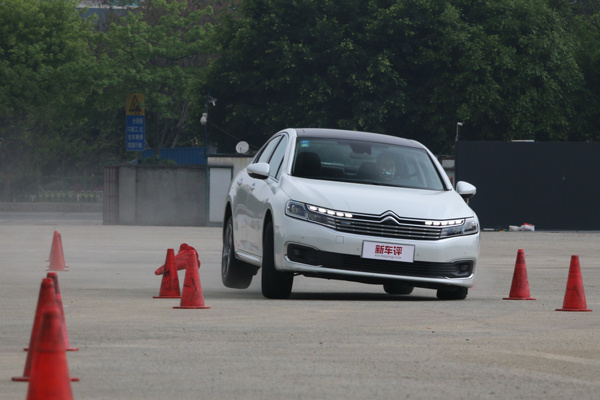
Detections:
[1, 213, 598, 400]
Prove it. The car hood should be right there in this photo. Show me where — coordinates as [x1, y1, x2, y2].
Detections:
[280, 177, 475, 220]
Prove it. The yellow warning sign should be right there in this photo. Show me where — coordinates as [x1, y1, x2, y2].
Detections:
[126, 94, 144, 116]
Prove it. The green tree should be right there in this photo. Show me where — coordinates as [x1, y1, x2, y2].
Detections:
[204, 0, 389, 151]
[453, 0, 582, 143]
[204, 0, 584, 153]
[0, 0, 97, 200]
[93, 0, 218, 158]
[570, 1, 600, 141]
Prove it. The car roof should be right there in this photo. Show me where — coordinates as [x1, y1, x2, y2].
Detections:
[290, 128, 423, 149]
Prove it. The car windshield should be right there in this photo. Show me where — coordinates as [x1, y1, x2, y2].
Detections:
[291, 137, 446, 190]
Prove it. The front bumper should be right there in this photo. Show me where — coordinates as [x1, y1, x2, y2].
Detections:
[275, 216, 479, 288]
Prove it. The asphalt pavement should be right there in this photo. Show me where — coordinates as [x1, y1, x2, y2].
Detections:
[1, 212, 599, 400]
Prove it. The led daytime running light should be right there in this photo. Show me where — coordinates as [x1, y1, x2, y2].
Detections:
[306, 204, 352, 218]
[425, 219, 464, 227]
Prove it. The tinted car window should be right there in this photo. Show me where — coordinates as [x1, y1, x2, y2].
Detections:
[292, 138, 445, 190]
[256, 136, 283, 164]
[268, 135, 288, 179]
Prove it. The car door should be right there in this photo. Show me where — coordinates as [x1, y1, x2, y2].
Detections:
[231, 166, 251, 254]
[235, 135, 283, 255]
[232, 139, 280, 255]
[245, 134, 289, 257]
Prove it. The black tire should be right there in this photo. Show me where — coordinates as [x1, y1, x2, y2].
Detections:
[222, 216, 254, 289]
[383, 282, 414, 295]
[436, 287, 468, 300]
[261, 220, 293, 299]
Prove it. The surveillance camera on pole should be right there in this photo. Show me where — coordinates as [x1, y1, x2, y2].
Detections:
[455, 122, 463, 142]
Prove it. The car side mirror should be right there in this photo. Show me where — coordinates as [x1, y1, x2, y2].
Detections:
[456, 181, 476, 201]
[247, 162, 270, 179]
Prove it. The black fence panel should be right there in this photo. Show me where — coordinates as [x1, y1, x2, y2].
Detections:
[455, 141, 600, 231]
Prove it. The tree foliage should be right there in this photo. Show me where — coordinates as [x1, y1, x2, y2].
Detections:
[204, 0, 585, 153]
[93, 0, 217, 156]
[455, 0, 582, 142]
[570, 0, 600, 142]
[1, 0, 600, 200]
[0, 0, 96, 200]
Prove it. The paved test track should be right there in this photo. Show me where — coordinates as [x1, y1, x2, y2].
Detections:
[1, 212, 599, 400]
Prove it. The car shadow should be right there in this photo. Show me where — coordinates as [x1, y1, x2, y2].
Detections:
[208, 289, 437, 301]
[289, 292, 437, 301]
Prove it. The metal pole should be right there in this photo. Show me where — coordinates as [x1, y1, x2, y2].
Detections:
[455, 122, 463, 142]
[204, 90, 210, 165]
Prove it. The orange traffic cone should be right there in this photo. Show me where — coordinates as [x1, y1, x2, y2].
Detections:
[174, 250, 210, 309]
[46, 272, 78, 351]
[154, 249, 181, 299]
[13, 278, 56, 382]
[26, 304, 76, 400]
[503, 249, 535, 300]
[155, 243, 198, 275]
[556, 255, 592, 312]
[47, 231, 68, 271]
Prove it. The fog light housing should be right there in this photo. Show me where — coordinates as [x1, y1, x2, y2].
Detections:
[287, 244, 319, 265]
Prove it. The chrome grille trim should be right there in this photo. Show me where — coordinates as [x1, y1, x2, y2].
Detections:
[333, 211, 443, 240]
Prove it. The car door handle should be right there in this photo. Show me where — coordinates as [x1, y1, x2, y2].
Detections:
[237, 178, 243, 186]
[250, 183, 256, 191]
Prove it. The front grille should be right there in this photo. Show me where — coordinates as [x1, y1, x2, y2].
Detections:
[334, 211, 442, 240]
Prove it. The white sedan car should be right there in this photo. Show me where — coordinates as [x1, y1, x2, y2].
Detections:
[222, 128, 479, 300]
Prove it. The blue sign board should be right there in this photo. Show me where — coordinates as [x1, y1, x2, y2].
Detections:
[126, 94, 145, 151]
[126, 115, 146, 151]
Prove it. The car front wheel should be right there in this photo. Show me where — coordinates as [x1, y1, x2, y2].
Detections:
[261, 220, 293, 299]
[222, 216, 254, 289]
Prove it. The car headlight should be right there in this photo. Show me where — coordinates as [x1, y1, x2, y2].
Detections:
[439, 217, 479, 238]
[286, 201, 309, 219]
[286, 201, 351, 228]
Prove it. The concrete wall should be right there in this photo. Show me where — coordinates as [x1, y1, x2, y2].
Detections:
[117, 165, 207, 226]
[207, 155, 253, 225]
[208, 155, 253, 180]
[108, 157, 253, 227]
[2, 157, 253, 225]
